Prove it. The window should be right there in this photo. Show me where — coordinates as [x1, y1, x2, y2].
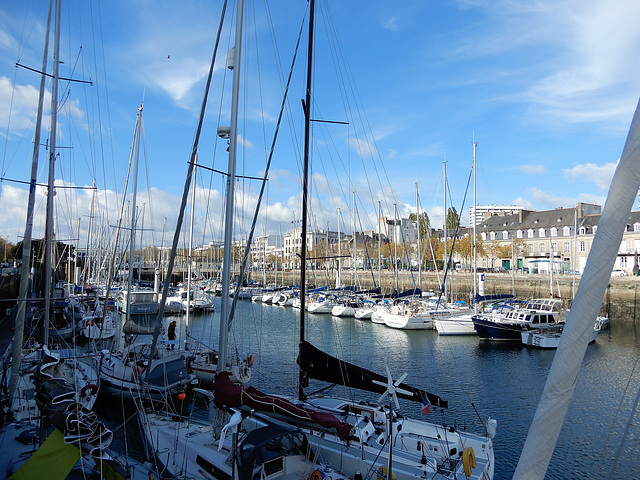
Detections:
[579, 227, 587, 235]
[502, 231, 509, 240]
[528, 244, 534, 255]
[579, 241, 586, 252]
[592, 226, 597, 234]
[540, 243, 545, 255]
[539, 228, 546, 238]
[621, 257, 628, 267]
[564, 242, 570, 253]
[635, 223, 640, 232]
[517, 230, 523, 239]
[481, 232, 487, 241]
[527, 229, 534, 238]
[552, 242, 557, 253]
[490, 232, 496, 240]
[563, 226, 571, 236]
[634, 239, 640, 252]
[550, 227, 558, 237]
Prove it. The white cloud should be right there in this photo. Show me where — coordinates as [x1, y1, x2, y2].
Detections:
[381, 16, 400, 33]
[563, 161, 618, 191]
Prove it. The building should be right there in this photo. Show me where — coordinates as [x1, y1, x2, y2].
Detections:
[469, 205, 525, 227]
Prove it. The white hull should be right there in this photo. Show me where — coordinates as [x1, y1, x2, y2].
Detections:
[435, 313, 477, 335]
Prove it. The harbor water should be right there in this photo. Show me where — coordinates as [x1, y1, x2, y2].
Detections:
[126, 297, 640, 479]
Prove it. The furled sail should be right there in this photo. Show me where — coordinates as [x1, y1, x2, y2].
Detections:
[213, 371, 352, 440]
[298, 340, 448, 408]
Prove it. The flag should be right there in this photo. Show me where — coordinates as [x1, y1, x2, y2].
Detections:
[422, 394, 431, 415]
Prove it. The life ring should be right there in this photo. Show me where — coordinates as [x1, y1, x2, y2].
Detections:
[376, 466, 396, 480]
[462, 446, 476, 477]
[80, 383, 98, 398]
[310, 469, 324, 480]
[247, 354, 255, 367]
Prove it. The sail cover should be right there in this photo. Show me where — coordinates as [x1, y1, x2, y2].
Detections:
[298, 340, 447, 408]
[213, 371, 352, 440]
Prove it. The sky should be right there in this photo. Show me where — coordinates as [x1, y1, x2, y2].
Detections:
[1, 0, 639, 250]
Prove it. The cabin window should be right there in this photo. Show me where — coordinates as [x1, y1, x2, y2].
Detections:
[532, 316, 539, 324]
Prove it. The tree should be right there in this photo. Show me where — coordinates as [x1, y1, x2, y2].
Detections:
[446, 207, 460, 230]
[408, 212, 431, 238]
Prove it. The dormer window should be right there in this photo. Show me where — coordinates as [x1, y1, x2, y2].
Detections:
[527, 229, 534, 238]
[563, 226, 571, 236]
[539, 228, 546, 238]
[502, 231, 509, 240]
[550, 227, 558, 237]
[517, 229, 523, 238]
[579, 227, 587, 235]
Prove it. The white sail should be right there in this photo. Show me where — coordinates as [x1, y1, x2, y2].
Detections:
[514, 98, 640, 478]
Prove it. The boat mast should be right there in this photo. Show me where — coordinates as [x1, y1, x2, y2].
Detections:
[393, 203, 399, 292]
[9, 0, 53, 405]
[416, 181, 422, 290]
[473, 140, 477, 312]
[218, 0, 244, 374]
[42, 0, 62, 346]
[125, 104, 143, 325]
[299, 0, 315, 401]
[378, 201, 382, 289]
[353, 191, 357, 287]
[336, 208, 341, 288]
[443, 160, 447, 300]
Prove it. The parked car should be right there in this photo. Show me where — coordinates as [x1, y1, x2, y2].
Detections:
[611, 269, 628, 277]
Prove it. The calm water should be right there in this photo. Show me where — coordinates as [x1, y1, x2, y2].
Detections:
[131, 298, 640, 479]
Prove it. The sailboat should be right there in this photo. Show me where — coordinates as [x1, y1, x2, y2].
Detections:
[96, 104, 196, 405]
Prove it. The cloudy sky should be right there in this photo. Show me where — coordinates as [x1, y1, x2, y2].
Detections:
[0, 0, 639, 249]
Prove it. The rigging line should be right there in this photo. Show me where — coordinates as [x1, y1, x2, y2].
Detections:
[319, 2, 396, 216]
[436, 166, 473, 307]
[225, 0, 308, 331]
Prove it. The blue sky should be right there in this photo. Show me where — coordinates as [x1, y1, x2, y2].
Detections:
[1, 0, 639, 249]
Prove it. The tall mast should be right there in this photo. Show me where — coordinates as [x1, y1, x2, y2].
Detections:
[42, 0, 62, 346]
[378, 201, 382, 289]
[473, 141, 477, 312]
[336, 208, 341, 288]
[125, 105, 143, 325]
[443, 160, 447, 300]
[416, 181, 422, 290]
[298, 0, 316, 401]
[393, 203, 399, 292]
[218, 0, 244, 373]
[353, 191, 357, 286]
